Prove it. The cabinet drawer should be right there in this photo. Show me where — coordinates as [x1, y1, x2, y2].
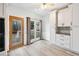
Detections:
[56, 34, 64, 38]
[56, 34, 65, 43]
[56, 41, 70, 48]
[56, 38, 64, 43]
[56, 34, 70, 48]
[56, 41, 65, 47]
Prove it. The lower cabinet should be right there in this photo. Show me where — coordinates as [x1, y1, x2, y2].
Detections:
[56, 34, 71, 49]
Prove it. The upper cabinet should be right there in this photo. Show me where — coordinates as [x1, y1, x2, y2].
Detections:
[58, 10, 64, 26]
[58, 5, 72, 27]
[63, 5, 72, 26]
[72, 4, 79, 26]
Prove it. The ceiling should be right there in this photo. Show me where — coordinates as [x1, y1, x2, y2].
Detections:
[8, 3, 70, 16]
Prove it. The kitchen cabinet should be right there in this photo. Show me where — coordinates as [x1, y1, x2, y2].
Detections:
[70, 4, 79, 52]
[63, 5, 72, 26]
[72, 4, 79, 26]
[58, 5, 72, 26]
[56, 34, 70, 49]
[72, 27, 79, 52]
[58, 10, 64, 26]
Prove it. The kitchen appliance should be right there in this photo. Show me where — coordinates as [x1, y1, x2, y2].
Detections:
[0, 18, 5, 52]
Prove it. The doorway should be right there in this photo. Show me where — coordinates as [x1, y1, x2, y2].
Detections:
[27, 17, 41, 45]
[31, 20, 41, 43]
[9, 16, 24, 50]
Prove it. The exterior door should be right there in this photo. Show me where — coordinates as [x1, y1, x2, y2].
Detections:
[9, 16, 24, 50]
[30, 20, 41, 43]
[27, 17, 41, 44]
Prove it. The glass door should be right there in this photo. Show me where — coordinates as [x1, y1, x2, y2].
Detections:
[27, 17, 41, 44]
[9, 16, 24, 50]
[31, 20, 41, 43]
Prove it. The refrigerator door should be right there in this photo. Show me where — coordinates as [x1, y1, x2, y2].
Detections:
[0, 18, 5, 52]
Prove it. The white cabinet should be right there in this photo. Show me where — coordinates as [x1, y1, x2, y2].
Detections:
[72, 4, 79, 26]
[71, 4, 79, 52]
[64, 5, 72, 26]
[58, 10, 64, 26]
[58, 5, 72, 26]
[56, 34, 70, 49]
[72, 27, 79, 52]
[64, 35, 71, 48]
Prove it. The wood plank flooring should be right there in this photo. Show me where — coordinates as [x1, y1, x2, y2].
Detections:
[8, 40, 79, 56]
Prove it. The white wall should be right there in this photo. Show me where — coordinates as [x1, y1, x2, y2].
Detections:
[49, 11, 57, 44]
[0, 3, 3, 17]
[42, 14, 50, 41]
[42, 10, 56, 44]
[3, 4, 42, 51]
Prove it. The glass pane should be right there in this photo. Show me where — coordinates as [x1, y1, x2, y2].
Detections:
[36, 32, 40, 38]
[31, 30, 34, 39]
[36, 22, 40, 38]
[30, 21, 35, 39]
[36, 22, 40, 31]
[31, 21, 34, 30]
[12, 19, 22, 46]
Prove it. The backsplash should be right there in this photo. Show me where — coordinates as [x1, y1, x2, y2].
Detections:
[56, 27, 71, 35]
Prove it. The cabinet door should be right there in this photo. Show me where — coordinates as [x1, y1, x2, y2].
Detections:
[64, 5, 72, 26]
[56, 34, 65, 47]
[58, 10, 64, 26]
[64, 35, 70, 48]
[72, 27, 79, 51]
[73, 4, 79, 26]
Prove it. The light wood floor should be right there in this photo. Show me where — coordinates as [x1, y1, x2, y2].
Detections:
[8, 40, 79, 56]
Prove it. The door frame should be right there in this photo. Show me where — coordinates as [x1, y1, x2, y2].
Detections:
[9, 16, 24, 50]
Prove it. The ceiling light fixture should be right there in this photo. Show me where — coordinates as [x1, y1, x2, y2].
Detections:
[41, 3, 54, 9]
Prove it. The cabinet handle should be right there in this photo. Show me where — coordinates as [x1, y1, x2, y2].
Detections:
[60, 39, 64, 41]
